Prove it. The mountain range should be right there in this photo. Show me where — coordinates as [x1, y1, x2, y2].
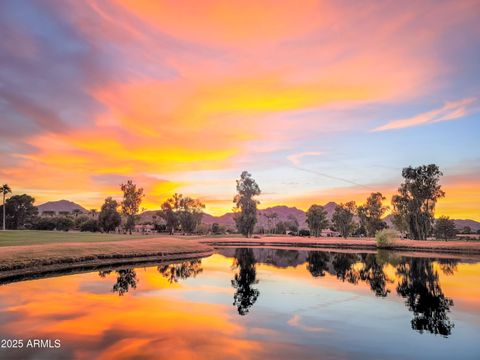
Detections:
[37, 200, 480, 232]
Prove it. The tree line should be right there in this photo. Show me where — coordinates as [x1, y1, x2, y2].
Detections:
[231, 165, 472, 240]
[0, 164, 476, 239]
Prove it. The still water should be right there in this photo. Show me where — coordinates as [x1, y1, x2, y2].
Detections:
[0, 248, 479, 359]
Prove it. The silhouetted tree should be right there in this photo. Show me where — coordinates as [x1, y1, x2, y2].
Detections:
[392, 165, 444, 240]
[159, 193, 181, 235]
[177, 196, 204, 234]
[357, 193, 388, 237]
[2, 194, 38, 229]
[306, 205, 329, 237]
[231, 249, 259, 315]
[234, 171, 261, 238]
[120, 180, 144, 234]
[332, 201, 356, 238]
[434, 216, 457, 240]
[99, 197, 121, 232]
[1, 184, 12, 231]
[286, 215, 299, 233]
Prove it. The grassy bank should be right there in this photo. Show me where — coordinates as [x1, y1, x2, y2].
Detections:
[2, 231, 480, 284]
[0, 230, 165, 247]
[0, 231, 213, 283]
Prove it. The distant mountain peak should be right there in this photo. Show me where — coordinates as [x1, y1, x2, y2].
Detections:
[38, 200, 88, 214]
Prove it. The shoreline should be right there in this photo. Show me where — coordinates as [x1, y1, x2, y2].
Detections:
[200, 236, 480, 255]
[1, 234, 480, 284]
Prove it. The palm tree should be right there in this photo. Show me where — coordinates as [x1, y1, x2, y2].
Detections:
[1, 184, 12, 231]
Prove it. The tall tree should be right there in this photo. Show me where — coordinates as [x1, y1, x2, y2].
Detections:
[99, 197, 122, 233]
[2, 194, 38, 230]
[286, 214, 299, 233]
[392, 164, 444, 240]
[159, 193, 182, 235]
[177, 196, 205, 234]
[434, 216, 457, 241]
[332, 201, 356, 238]
[120, 180, 144, 234]
[392, 212, 409, 238]
[357, 192, 388, 237]
[1, 184, 12, 231]
[233, 171, 261, 238]
[306, 204, 329, 237]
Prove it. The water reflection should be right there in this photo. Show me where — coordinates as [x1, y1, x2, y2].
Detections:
[0, 249, 479, 359]
[99, 269, 138, 296]
[396, 258, 454, 336]
[305, 251, 456, 336]
[222, 248, 459, 336]
[158, 260, 203, 283]
[306, 251, 330, 277]
[92, 249, 462, 336]
[231, 248, 259, 316]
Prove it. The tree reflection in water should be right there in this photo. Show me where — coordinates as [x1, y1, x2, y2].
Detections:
[396, 258, 455, 336]
[359, 254, 392, 297]
[305, 251, 457, 336]
[99, 269, 138, 296]
[306, 251, 330, 277]
[231, 248, 259, 316]
[158, 260, 203, 283]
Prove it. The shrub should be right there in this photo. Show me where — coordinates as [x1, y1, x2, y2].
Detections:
[80, 219, 101, 232]
[375, 229, 397, 248]
[299, 229, 311, 237]
[434, 216, 457, 241]
[55, 217, 74, 231]
[32, 217, 57, 230]
[74, 215, 90, 230]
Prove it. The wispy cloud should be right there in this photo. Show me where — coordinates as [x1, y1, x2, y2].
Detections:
[287, 152, 323, 166]
[372, 97, 477, 132]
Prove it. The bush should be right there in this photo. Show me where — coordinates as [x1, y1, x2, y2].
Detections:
[55, 217, 74, 231]
[299, 229, 311, 237]
[375, 229, 397, 248]
[80, 219, 101, 232]
[74, 215, 90, 229]
[32, 217, 57, 230]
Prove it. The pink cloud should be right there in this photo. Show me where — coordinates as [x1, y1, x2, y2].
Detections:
[372, 98, 477, 132]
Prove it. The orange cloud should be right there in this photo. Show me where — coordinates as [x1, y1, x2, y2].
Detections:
[1, 0, 478, 219]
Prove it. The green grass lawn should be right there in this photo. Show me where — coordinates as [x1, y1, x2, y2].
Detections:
[0, 230, 163, 247]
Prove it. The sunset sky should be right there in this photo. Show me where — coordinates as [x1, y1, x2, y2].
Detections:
[0, 0, 479, 219]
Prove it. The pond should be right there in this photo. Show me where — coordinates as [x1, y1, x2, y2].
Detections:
[0, 248, 479, 359]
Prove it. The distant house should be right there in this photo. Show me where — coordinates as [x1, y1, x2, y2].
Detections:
[321, 229, 340, 237]
[134, 224, 155, 234]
